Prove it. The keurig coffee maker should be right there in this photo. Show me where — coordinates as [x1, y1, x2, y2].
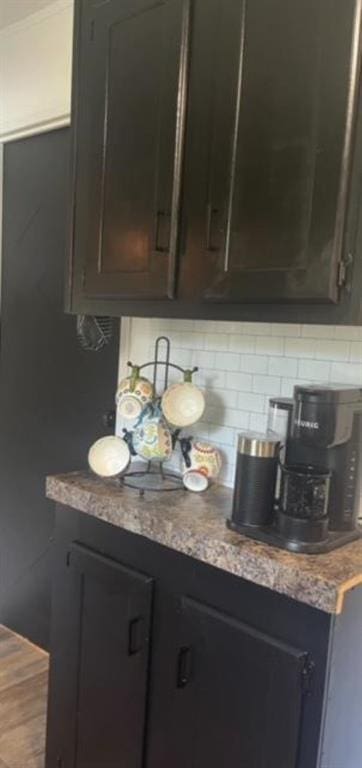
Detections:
[286, 385, 362, 532]
[227, 384, 362, 554]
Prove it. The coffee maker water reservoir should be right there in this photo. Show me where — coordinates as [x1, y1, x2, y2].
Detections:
[286, 385, 362, 532]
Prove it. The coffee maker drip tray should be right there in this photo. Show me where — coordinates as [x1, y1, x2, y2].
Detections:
[227, 515, 361, 555]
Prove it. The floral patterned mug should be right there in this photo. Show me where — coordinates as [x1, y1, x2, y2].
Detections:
[181, 439, 222, 480]
[133, 404, 172, 462]
[116, 366, 154, 420]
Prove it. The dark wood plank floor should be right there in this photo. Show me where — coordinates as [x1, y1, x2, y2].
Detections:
[0, 625, 48, 767]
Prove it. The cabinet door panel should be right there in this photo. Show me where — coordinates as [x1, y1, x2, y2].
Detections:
[178, 0, 243, 294]
[73, 0, 189, 300]
[47, 542, 153, 768]
[179, 0, 360, 304]
[147, 597, 308, 768]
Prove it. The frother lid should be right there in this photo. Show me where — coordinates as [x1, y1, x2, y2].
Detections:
[269, 397, 293, 411]
[237, 431, 281, 458]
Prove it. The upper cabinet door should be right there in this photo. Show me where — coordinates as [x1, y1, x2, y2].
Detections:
[72, 0, 190, 301]
[179, 0, 361, 304]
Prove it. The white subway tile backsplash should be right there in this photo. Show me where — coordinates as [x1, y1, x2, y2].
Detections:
[241, 322, 273, 336]
[208, 425, 235, 446]
[313, 339, 350, 362]
[237, 392, 266, 413]
[349, 342, 362, 364]
[192, 350, 216, 369]
[206, 388, 238, 409]
[205, 333, 229, 351]
[297, 359, 331, 381]
[214, 352, 240, 371]
[253, 375, 281, 396]
[330, 362, 362, 384]
[255, 336, 284, 356]
[222, 409, 250, 429]
[184, 331, 206, 349]
[219, 465, 236, 487]
[280, 379, 296, 397]
[284, 338, 316, 358]
[118, 318, 362, 498]
[226, 372, 253, 391]
[280, 378, 312, 397]
[239, 354, 268, 374]
[272, 323, 301, 337]
[170, 348, 193, 368]
[301, 325, 335, 339]
[194, 320, 217, 333]
[249, 413, 268, 433]
[268, 356, 298, 377]
[334, 325, 362, 341]
[166, 318, 194, 331]
[213, 321, 240, 335]
[228, 334, 256, 354]
[190, 422, 210, 440]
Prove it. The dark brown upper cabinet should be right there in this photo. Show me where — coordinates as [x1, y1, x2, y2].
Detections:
[179, 0, 361, 305]
[69, 0, 189, 302]
[68, 0, 362, 323]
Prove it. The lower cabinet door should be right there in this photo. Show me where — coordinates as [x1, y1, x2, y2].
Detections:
[46, 542, 153, 768]
[147, 596, 309, 768]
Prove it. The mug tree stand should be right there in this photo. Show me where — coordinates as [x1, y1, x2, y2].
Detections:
[120, 336, 197, 496]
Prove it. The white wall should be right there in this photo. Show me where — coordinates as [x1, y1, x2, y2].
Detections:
[117, 317, 362, 511]
[0, 0, 73, 142]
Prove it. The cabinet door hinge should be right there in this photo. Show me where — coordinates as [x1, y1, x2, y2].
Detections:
[337, 253, 353, 288]
[301, 655, 315, 695]
[81, 267, 86, 289]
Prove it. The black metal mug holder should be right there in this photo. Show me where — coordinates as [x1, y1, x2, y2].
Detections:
[120, 336, 198, 495]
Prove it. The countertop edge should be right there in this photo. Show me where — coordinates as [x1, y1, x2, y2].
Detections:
[45, 474, 360, 615]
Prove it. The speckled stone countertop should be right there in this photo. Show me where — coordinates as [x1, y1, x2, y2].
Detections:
[46, 471, 362, 615]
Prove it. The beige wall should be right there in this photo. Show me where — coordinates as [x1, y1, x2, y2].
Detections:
[0, 0, 58, 29]
[0, 0, 73, 142]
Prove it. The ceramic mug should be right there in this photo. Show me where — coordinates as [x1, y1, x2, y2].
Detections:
[88, 436, 131, 478]
[116, 366, 154, 420]
[161, 371, 205, 428]
[133, 404, 172, 462]
[181, 439, 222, 480]
[183, 469, 209, 493]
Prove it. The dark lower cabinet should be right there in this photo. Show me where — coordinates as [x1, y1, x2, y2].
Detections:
[47, 504, 355, 768]
[46, 542, 153, 768]
[147, 597, 307, 768]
